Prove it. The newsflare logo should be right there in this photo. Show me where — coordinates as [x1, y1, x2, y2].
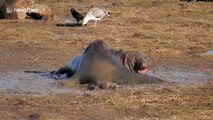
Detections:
[6, 7, 13, 13]
[5, 7, 38, 13]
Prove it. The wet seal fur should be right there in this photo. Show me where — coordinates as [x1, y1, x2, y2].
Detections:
[70, 40, 164, 85]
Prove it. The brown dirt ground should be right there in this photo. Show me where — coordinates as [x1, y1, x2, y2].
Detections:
[0, 0, 213, 119]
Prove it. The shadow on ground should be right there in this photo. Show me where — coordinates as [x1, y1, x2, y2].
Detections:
[56, 23, 83, 27]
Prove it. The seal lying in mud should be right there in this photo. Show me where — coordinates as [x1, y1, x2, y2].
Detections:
[67, 40, 164, 85]
[55, 39, 150, 77]
[55, 47, 149, 78]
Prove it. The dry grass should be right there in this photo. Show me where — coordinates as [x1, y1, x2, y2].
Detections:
[0, 83, 212, 119]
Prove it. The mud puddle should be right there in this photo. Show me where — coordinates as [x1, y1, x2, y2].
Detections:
[0, 72, 72, 96]
[0, 66, 212, 96]
[149, 67, 212, 84]
[201, 50, 213, 56]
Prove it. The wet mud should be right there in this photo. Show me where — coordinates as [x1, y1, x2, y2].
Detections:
[0, 62, 211, 96]
[0, 71, 71, 96]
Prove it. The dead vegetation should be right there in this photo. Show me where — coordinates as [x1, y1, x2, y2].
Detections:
[0, 83, 212, 119]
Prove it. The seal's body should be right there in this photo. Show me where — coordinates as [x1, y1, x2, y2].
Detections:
[72, 40, 164, 85]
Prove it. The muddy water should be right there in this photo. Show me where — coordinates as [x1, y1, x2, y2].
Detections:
[202, 50, 213, 56]
[148, 68, 212, 84]
[0, 72, 72, 96]
[0, 66, 212, 96]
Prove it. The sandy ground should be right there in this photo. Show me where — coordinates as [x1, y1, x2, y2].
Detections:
[0, 0, 213, 119]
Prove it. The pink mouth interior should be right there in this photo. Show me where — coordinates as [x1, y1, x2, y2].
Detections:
[138, 68, 148, 75]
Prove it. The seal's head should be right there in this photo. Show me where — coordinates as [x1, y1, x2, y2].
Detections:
[133, 51, 149, 74]
[119, 51, 149, 75]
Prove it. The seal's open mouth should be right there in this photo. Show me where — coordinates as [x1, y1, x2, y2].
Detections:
[136, 63, 148, 74]
[134, 62, 148, 75]
[138, 68, 148, 75]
